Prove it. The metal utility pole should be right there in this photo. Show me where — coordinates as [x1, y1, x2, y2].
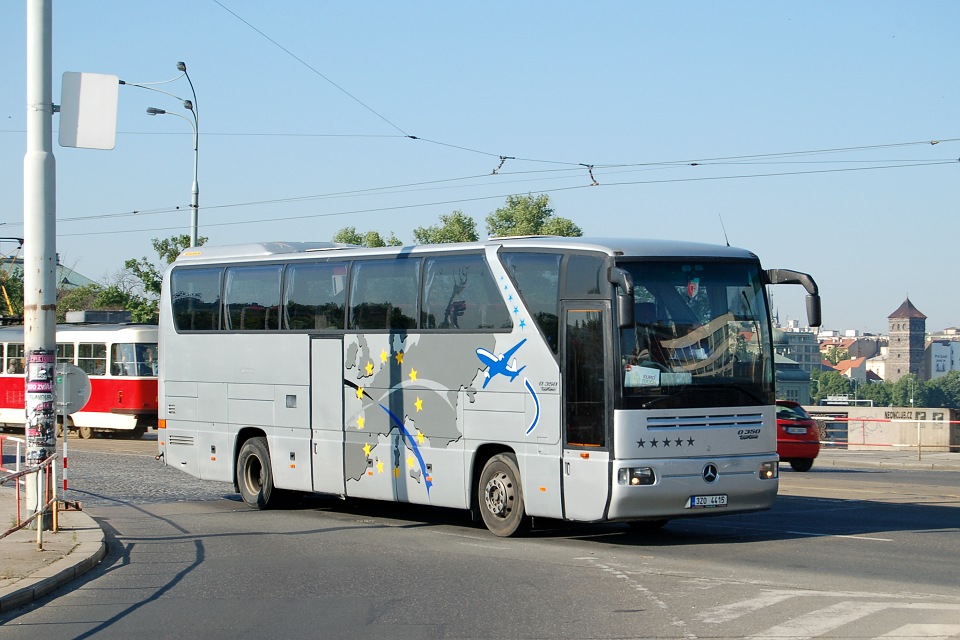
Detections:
[24, 0, 58, 528]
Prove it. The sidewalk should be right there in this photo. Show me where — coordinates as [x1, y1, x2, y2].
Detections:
[0, 485, 105, 614]
[815, 447, 960, 472]
[0, 448, 957, 614]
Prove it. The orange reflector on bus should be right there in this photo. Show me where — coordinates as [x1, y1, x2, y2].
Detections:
[158, 420, 166, 430]
[580, 453, 590, 459]
[539, 486, 547, 492]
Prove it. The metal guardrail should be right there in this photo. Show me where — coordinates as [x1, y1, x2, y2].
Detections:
[0, 451, 60, 550]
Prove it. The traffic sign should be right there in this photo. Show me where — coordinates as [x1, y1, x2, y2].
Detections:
[55, 363, 92, 414]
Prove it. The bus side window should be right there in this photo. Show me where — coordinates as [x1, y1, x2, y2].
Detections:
[171, 267, 223, 331]
[282, 262, 347, 331]
[349, 259, 420, 331]
[421, 254, 511, 331]
[501, 252, 561, 351]
[224, 265, 282, 331]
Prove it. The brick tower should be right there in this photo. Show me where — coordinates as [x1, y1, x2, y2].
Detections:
[886, 298, 926, 382]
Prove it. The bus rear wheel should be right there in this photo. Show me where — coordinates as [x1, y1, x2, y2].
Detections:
[77, 426, 94, 439]
[237, 437, 276, 509]
[478, 453, 528, 537]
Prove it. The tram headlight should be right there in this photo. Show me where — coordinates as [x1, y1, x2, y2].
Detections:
[759, 461, 779, 479]
[618, 467, 655, 486]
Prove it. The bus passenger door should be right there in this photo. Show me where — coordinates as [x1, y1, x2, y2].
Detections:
[311, 337, 345, 495]
[561, 303, 611, 522]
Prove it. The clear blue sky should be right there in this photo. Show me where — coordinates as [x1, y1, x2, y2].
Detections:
[2, 1, 957, 334]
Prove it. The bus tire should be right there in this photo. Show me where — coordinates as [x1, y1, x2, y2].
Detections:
[237, 437, 276, 510]
[77, 426, 94, 439]
[478, 453, 528, 537]
[789, 458, 814, 472]
[127, 425, 147, 440]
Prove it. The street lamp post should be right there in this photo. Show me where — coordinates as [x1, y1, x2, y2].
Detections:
[138, 61, 199, 247]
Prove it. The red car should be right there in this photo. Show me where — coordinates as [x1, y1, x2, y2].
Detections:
[776, 400, 821, 472]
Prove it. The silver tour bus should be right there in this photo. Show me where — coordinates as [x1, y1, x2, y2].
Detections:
[157, 237, 820, 536]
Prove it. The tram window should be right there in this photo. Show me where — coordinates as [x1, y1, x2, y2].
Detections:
[5, 343, 24, 374]
[57, 343, 75, 365]
[421, 254, 511, 330]
[283, 262, 347, 330]
[349, 259, 420, 331]
[223, 265, 283, 331]
[171, 267, 223, 331]
[78, 343, 107, 376]
[501, 252, 562, 352]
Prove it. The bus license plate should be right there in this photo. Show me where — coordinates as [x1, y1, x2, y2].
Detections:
[686, 494, 728, 509]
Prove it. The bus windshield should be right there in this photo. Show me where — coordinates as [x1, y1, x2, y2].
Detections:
[618, 259, 773, 409]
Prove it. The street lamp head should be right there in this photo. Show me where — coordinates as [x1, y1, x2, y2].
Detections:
[146, 107, 166, 115]
[183, 99, 194, 111]
[177, 61, 187, 72]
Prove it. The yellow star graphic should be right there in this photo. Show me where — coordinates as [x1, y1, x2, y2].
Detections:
[395, 351, 404, 365]
[415, 397, 423, 412]
[380, 349, 389, 363]
[393, 466, 400, 478]
[409, 368, 418, 382]
[416, 430, 425, 444]
[356, 386, 365, 400]
[407, 455, 415, 467]
[357, 415, 365, 430]
[376, 459, 384, 474]
[363, 442, 371, 456]
[365, 361, 374, 376]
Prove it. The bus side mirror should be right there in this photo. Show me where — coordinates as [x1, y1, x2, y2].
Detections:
[618, 294, 634, 329]
[806, 295, 822, 328]
[608, 267, 634, 328]
[764, 268, 822, 328]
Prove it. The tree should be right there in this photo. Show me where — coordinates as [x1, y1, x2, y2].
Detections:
[0, 266, 24, 320]
[121, 234, 208, 323]
[333, 227, 402, 247]
[857, 379, 892, 407]
[125, 235, 205, 299]
[413, 210, 479, 244]
[927, 371, 960, 409]
[485, 194, 582, 238]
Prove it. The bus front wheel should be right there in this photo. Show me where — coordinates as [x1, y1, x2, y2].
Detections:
[77, 426, 94, 439]
[237, 437, 276, 509]
[478, 453, 528, 537]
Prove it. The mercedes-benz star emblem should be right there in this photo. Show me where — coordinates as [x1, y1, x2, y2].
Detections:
[702, 463, 719, 483]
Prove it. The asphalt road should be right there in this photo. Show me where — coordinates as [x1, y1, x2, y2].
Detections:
[1, 435, 958, 639]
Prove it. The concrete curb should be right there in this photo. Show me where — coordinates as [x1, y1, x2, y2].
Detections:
[0, 508, 106, 614]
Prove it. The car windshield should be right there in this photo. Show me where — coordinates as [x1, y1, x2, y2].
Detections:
[618, 259, 773, 409]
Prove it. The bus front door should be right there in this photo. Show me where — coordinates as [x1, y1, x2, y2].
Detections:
[561, 303, 611, 522]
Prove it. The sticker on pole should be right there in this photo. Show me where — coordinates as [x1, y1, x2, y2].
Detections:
[55, 363, 92, 414]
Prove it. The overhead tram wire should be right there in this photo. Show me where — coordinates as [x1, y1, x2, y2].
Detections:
[56, 157, 957, 239]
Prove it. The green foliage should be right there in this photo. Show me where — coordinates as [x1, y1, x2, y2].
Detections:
[413, 210, 479, 244]
[125, 235, 206, 298]
[485, 194, 582, 238]
[810, 368, 960, 409]
[0, 266, 24, 318]
[333, 227, 402, 247]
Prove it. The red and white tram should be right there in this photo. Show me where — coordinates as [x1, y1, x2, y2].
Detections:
[0, 323, 158, 439]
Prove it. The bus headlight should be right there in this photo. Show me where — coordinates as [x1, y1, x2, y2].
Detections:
[759, 461, 779, 479]
[618, 467, 656, 486]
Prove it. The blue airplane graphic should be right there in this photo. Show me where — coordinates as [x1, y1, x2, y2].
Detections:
[476, 338, 527, 389]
